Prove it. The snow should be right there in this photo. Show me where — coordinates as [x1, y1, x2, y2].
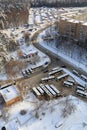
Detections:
[1, 95, 87, 130]
[6, 118, 19, 130]
[63, 68, 87, 86]
[0, 30, 51, 81]
[0, 73, 7, 80]
[58, 99, 87, 130]
[38, 29, 87, 73]
[0, 7, 87, 130]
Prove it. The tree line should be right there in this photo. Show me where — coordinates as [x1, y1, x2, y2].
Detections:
[0, 0, 87, 8]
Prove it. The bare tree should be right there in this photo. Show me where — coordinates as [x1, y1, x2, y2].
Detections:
[2, 107, 9, 122]
[61, 97, 76, 118]
[17, 49, 24, 59]
[5, 59, 26, 78]
[17, 80, 32, 98]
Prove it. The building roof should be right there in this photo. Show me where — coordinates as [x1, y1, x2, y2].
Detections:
[0, 85, 20, 102]
[25, 49, 38, 56]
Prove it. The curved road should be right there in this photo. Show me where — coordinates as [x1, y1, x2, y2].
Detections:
[31, 26, 87, 77]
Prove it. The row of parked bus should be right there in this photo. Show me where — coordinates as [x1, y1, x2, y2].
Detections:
[22, 68, 34, 78]
[72, 70, 87, 82]
[41, 71, 69, 82]
[32, 84, 61, 100]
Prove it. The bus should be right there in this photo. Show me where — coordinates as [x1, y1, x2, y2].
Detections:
[41, 76, 55, 82]
[48, 68, 62, 76]
[50, 84, 60, 96]
[51, 67, 59, 71]
[76, 86, 85, 91]
[32, 87, 41, 98]
[67, 79, 75, 84]
[37, 86, 44, 95]
[72, 70, 79, 76]
[76, 89, 87, 98]
[56, 74, 68, 81]
[40, 85, 53, 99]
[45, 84, 56, 97]
[77, 84, 86, 89]
[63, 81, 73, 87]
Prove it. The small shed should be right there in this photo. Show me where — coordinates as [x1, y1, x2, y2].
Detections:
[0, 85, 21, 106]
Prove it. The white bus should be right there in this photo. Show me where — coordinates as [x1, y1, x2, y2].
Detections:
[56, 74, 68, 81]
[41, 76, 55, 82]
[80, 75, 87, 82]
[77, 84, 86, 89]
[76, 89, 87, 98]
[41, 85, 53, 99]
[37, 86, 44, 95]
[32, 87, 41, 97]
[67, 79, 75, 84]
[45, 84, 56, 97]
[51, 67, 59, 71]
[76, 86, 85, 91]
[72, 70, 79, 76]
[50, 84, 60, 96]
[63, 81, 73, 87]
[48, 68, 62, 76]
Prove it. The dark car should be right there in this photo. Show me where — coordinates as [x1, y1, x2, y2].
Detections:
[43, 68, 49, 73]
[61, 65, 66, 68]
[44, 61, 49, 65]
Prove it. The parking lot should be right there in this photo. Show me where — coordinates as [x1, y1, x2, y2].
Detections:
[11, 62, 86, 102]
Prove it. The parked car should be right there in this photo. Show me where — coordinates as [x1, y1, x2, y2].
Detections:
[61, 65, 66, 68]
[43, 69, 49, 73]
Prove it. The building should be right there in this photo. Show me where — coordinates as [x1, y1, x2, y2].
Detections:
[0, 85, 21, 106]
[25, 50, 40, 63]
[77, 22, 87, 43]
[59, 17, 78, 40]
[59, 16, 87, 44]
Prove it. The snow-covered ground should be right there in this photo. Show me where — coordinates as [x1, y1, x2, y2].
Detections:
[38, 28, 87, 73]
[29, 7, 87, 28]
[0, 42, 50, 80]
[0, 27, 51, 81]
[1, 95, 87, 130]
[0, 6, 87, 130]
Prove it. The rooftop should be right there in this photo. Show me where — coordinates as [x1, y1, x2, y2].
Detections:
[0, 85, 20, 102]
